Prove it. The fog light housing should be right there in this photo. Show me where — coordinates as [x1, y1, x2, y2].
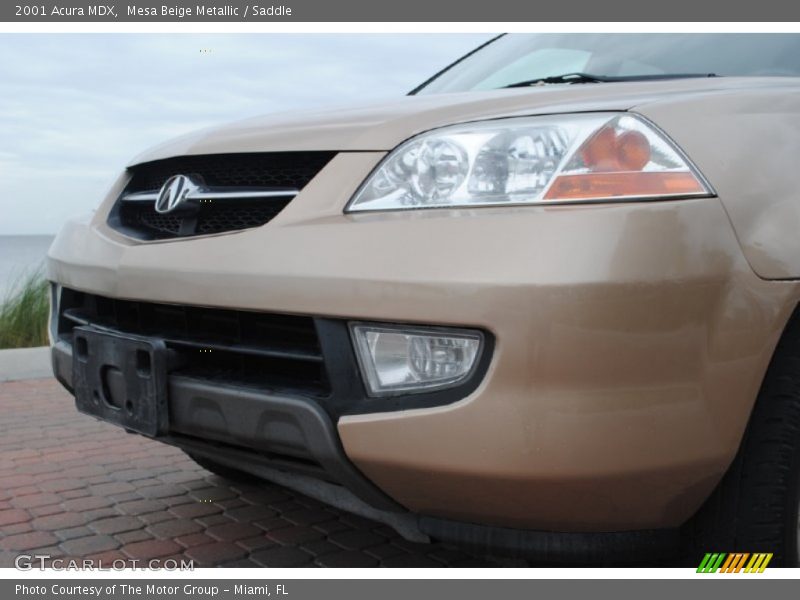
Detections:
[350, 323, 484, 397]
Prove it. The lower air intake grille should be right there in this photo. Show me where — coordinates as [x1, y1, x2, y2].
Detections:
[57, 289, 330, 398]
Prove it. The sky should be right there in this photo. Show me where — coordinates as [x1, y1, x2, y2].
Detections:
[0, 34, 491, 235]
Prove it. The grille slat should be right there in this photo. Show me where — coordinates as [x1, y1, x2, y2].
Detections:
[110, 152, 336, 240]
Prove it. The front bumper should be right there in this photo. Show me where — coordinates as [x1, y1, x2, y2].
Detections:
[48, 151, 800, 535]
[52, 334, 685, 561]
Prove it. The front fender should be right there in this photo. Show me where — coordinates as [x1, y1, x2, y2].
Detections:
[636, 89, 800, 280]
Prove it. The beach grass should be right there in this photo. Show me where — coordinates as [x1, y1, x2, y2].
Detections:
[0, 270, 49, 349]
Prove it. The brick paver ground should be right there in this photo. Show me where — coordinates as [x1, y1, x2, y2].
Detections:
[0, 378, 512, 568]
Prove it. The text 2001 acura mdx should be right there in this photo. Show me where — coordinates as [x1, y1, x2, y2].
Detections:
[48, 34, 800, 565]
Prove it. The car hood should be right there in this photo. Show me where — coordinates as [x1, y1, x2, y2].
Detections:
[129, 77, 799, 165]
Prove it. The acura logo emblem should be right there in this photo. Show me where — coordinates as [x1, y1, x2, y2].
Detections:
[155, 174, 202, 214]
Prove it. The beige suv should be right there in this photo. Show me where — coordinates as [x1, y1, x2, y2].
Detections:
[48, 33, 800, 565]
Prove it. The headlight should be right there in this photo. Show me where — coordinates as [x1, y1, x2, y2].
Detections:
[350, 323, 484, 397]
[346, 113, 712, 212]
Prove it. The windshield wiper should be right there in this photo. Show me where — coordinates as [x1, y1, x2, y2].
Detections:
[502, 72, 719, 88]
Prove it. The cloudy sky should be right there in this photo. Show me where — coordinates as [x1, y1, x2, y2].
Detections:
[0, 34, 491, 235]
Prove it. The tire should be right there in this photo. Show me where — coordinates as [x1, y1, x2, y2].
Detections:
[184, 452, 260, 484]
[684, 307, 800, 566]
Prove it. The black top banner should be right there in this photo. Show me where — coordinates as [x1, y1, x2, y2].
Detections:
[4, 0, 800, 21]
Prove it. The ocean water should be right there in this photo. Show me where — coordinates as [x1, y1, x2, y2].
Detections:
[0, 235, 55, 300]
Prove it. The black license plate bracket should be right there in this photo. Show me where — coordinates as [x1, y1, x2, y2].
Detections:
[72, 326, 169, 437]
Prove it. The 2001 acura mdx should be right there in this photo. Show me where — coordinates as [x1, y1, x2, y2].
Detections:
[47, 33, 800, 565]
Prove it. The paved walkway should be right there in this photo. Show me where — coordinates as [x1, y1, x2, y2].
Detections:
[0, 347, 51, 382]
[0, 378, 507, 568]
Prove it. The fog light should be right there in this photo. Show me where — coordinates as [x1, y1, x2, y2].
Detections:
[350, 323, 483, 397]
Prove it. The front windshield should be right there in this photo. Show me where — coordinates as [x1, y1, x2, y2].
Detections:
[415, 33, 800, 94]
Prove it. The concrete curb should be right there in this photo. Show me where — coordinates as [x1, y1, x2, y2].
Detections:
[0, 346, 52, 381]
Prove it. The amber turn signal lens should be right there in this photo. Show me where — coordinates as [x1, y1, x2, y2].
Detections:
[544, 171, 706, 201]
[579, 126, 652, 172]
[579, 126, 619, 171]
[616, 130, 651, 171]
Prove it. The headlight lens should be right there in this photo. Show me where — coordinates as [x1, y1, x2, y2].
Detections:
[346, 113, 712, 212]
[350, 323, 483, 397]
